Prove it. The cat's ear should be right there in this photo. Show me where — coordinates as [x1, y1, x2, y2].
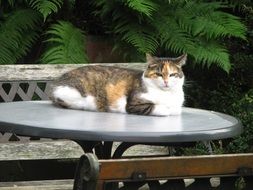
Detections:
[146, 53, 156, 65]
[175, 54, 187, 67]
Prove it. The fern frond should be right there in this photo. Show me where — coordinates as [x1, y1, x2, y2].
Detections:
[27, 0, 64, 21]
[177, 1, 247, 40]
[93, 0, 158, 18]
[156, 18, 195, 54]
[14, 31, 39, 62]
[93, 0, 246, 72]
[92, 0, 116, 18]
[0, 9, 42, 64]
[114, 20, 158, 54]
[190, 41, 231, 72]
[122, 30, 158, 53]
[41, 21, 88, 64]
[153, 1, 246, 72]
[208, 11, 247, 39]
[196, 42, 231, 73]
[124, 0, 158, 17]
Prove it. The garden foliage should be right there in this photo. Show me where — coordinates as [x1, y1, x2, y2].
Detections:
[183, 6, 253, 153]
[0, 0, 247, 72]
[93, 0, 246, 72]
[0, 0, 252, 154]
[168, 1, 253, 155]
[0, 0, 87, 64]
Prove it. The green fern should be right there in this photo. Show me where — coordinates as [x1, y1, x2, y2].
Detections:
[94, 0, 246, 72]
[27, 0, 64, 21]
[155, 16, 195, 54]
[41, 21, 88, 64]
[157, 1, 246, 72]
[177, 2, 246, 40]
[0, 9, 42, 64]
[115, 21, 158, 53]
[94, 0, 159, 54]
[124, 0, 158, 17]
[192, 41, 231, 72]
[13, 31, 39, 62]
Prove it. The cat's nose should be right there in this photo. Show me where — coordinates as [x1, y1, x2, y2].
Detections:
[164, 80, 168, 87]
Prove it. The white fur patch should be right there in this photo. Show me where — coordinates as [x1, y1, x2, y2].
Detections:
[151, 105, 182, 116]
[141, 74, 184, 116]
[109, 96, 127, 113]
[53, 86, 97, 111]
[152, 105, 171, 116]
[140, 85, 184, 107]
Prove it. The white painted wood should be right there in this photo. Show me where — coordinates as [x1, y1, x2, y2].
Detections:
[0, 180, 73, 190]
[0, 63, 146, 81]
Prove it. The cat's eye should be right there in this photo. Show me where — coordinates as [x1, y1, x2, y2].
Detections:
[169, 73, 179, 77]
[155, 72, 163, 77]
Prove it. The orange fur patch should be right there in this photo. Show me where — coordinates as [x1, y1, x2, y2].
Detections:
[162, 63, 169, 81]
[144, 70, 157, 78]
[163, 62, 180, 76]
[106, 81, 127, 108]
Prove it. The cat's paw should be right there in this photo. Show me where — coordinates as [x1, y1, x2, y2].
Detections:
[151, 105, 171, 116]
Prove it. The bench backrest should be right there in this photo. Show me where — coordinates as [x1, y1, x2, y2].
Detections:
[0, 63, 145, 102]
[0, 63, 145, 142]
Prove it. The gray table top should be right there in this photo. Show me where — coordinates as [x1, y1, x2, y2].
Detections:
[0, 101, 242, 143]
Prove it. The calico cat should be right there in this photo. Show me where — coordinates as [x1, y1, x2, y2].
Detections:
[50, 54, 187, 116]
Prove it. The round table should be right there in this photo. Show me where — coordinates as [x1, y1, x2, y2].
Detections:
[0, 101, 243, 190]
[0, 101, 242, 143]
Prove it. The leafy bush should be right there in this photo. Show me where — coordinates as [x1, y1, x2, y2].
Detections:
[184, 58, 253, 154]
[0, 0, 247, 70]
[40, 21, 88, 64]
[93, 0, 246, 72]
[0, 0, 88, 64]
[0, 9, 42, 64]
[182, 1, 253, 154]
[226, 90, 253, 153]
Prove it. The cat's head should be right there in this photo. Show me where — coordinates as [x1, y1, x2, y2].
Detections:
[143, 54, 187, 91]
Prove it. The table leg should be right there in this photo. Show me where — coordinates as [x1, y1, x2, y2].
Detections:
[112, 142, 138, 158]
[75, 140, 100, 153]
[74, 141, 113, 159]
[101, 141, 113, 159]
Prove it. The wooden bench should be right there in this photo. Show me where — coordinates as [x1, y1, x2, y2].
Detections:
[75, 153, 253, 190]
[0, 64, 253, 190]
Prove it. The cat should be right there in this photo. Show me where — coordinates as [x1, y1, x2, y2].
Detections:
[50, 54, 187, 116]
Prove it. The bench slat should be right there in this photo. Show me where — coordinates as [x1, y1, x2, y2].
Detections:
[0, 180, 73, 190]
[0, 63, 146, 81]
[98, 153, 253, 180]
